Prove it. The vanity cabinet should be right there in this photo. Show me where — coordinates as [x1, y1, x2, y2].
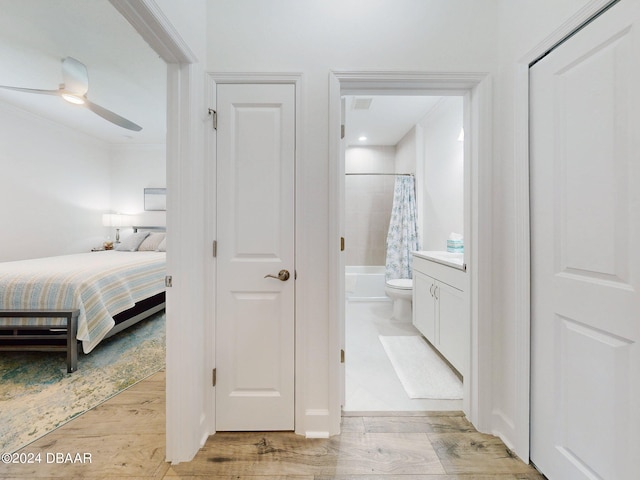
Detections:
[413, 272, 437, 341]
[412, 252, 467, 376]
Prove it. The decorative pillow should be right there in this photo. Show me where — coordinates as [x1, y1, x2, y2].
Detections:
[156, 237, 166, 252]
[116, 232, 150, 252]
[138, 232, 166, 251]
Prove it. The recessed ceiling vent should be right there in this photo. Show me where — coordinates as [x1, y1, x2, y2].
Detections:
[352, 97, 373, 110]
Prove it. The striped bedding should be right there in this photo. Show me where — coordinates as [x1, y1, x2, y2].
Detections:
[0, 251, 166, 353]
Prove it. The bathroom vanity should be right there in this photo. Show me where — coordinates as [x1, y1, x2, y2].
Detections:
[412, 251, 467, 376]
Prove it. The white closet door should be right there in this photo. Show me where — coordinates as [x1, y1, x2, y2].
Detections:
[215, 83, 296, 431]
[530, 2, 640, 479]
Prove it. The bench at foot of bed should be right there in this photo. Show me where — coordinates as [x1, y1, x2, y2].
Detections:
[0, 310, 80, 373]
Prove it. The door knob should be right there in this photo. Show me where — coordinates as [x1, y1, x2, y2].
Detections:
[264, 269, 290, 281]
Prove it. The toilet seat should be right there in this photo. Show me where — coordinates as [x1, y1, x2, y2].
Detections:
[386, 278, 413, 290]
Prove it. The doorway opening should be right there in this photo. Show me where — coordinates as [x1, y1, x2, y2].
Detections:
[328, 71, 493, 435]
[342, 94, 466, 413]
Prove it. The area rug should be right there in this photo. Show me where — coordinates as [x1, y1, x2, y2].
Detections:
[0, 310, 165, 453]
[379, 335, 462, 400]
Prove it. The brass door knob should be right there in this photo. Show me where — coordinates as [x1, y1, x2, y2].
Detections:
[264, 269, 290, 281]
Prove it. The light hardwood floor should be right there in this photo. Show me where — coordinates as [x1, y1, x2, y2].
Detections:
[1, 371, 544, 479]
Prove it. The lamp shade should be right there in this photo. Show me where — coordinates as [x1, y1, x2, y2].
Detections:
[102, 213, 130, 228]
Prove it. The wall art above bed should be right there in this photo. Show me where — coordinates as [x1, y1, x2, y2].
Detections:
[144, 187, 166, 211]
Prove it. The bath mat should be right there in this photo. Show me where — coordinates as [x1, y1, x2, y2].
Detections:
[0, 310, 165, 453]
[379, 335, 462, 399]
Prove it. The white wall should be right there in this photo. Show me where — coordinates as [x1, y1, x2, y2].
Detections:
[394, 127, 417, 175]
[0, 102, 167, 261]
[419, 97, 464, 252]
[112, 0, 605, 464]
[207, 0, 500, 438]
[154, 0, 207, 61]
[110, 143, 167, 237]
[489, 0, 594, 454]
[0, 104, 111, 261]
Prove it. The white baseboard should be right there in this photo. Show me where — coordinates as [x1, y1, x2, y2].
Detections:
[303, 408, 331, 438]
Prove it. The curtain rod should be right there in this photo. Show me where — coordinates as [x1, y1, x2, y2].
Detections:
[345, 173, 414, 176]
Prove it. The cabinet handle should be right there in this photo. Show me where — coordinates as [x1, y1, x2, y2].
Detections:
[434, 285, 439, 300]
[430, 284, 434, 296]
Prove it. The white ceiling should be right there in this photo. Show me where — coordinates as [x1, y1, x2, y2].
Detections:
[0, 2, 440, 148]
[0, 0, 166, 145]
[344, 95, 443, 147]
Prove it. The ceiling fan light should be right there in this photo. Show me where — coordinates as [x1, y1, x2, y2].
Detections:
[61, 93, 85, 105]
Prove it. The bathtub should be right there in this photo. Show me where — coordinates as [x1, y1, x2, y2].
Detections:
[345, 266, 390, 301]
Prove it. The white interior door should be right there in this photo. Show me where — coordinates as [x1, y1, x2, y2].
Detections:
[216, 83, 295, 431]
[530, 2, 640, 479]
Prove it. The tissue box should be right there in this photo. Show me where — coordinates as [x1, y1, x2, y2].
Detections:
[447, 239, 464, 253]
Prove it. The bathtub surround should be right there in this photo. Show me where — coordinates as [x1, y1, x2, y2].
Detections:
[345, 147, 396, 266]
[345, 265, 388, 301]
[385, 175, 420, 281]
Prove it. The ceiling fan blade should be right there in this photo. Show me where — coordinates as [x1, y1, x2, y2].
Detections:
[0, 85, 59, 96]
[85, 99, 142, 131]
[61, 57, 89, 95]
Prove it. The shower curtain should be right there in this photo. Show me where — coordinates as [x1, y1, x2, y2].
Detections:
[385, 175, 420, 280]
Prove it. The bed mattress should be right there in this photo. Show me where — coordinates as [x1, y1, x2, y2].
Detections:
[0, 251, 166, 353]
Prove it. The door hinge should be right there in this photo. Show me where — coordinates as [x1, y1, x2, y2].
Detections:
[212, 240, 217, 258]
[340, 237, 345, 252]
[212, 368, 217, 387]
[208, 108, 217, 130]
[341, 349, 345, 364]
[164, 275, 173, 288]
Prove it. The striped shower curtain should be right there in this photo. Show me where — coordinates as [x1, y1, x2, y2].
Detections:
[385, 175, 420, 280]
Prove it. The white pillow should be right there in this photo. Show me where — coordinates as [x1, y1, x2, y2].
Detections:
[116, 232, 150, 251]
[138, 232, 166, 251]
[156, 237, 166, 252]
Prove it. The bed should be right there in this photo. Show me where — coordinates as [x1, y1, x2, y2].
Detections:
[0, 228, 166, 373]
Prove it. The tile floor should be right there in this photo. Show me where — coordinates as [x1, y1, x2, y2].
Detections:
[344, 299, 462, 412]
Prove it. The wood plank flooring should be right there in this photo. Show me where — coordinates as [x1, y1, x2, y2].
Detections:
[0, 371, 544, 479]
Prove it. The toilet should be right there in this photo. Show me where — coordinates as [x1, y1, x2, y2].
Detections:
[385, 278, 413, 322]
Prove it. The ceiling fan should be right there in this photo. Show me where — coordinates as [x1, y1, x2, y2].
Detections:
[0, 57, 142, 131]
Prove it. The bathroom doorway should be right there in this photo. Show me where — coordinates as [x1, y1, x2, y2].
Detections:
[328, 70, 492, 437]
[342, 94, 466, 413]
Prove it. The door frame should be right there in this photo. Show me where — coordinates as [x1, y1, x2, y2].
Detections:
[513, 0, 618, 463]
[206, 72, 303, 433]
[328, 71, 493, 436]
[109, 0, 206, 464]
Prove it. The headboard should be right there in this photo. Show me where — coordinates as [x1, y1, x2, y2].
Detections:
[132, 226, 166, 233]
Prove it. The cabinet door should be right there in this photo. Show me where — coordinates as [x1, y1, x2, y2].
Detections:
[436, 282, 466, 376]
[413, 271, 436, 343]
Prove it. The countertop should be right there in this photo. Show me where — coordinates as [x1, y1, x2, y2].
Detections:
[413, 250, 465, 270]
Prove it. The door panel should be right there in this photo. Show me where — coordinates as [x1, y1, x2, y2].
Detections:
[216, 83, 295, 431]
[530, 2, 639, 479]
[437, 282, 465, 376]
[413, 271, 436, 342]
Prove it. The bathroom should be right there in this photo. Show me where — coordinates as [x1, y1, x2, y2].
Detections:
[343, 94, 466, 412]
